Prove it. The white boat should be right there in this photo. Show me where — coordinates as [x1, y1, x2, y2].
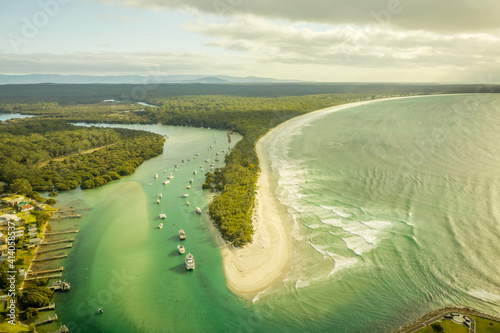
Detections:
[177, 245, 185, 254]
[193, 170, 197, 175]
[158, 193, 162, 198]
[205, 159, 210, 162]
[189, 178, 193, 183]
[186, 185, 191, 189]
[215, 157, 220, 161]
[168, 174, 174, 179]
[185, 253, 195, 270]
[159, 213, 166, 219]
[186, 201, 190, 206]
[163, 180, 170, 185]
[157, 199, 160, 204]
[195, 207, 202, 214]
[158, 222, 163, 229]
[179, 229, 186, 240]
[154, 173, 158, 179]
[181, 193, 189, 198]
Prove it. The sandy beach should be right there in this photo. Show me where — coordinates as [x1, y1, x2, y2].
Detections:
[221, 96, 429, 298]
[221, 124, 292, 297]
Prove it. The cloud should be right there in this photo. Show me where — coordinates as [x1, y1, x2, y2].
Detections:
[98, 14, 142, 23]
[87, 0, 500, 33]
[183, 15, 500, 72]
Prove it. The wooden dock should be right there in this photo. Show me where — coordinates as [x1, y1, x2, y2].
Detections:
[34, 314, 58, 326]
[19, 303, 55, 314]
[30, 254, 67, 262]
[50, 325, 69, 333]
[25, 273, 62, 281]
[45, 230, 79, 235]
[27, 267, 63, 276]
[40, 238, 74, 245]
[36, 244, 72, 254]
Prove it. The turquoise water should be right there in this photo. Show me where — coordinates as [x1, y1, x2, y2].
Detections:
[49, 94, 500, 332]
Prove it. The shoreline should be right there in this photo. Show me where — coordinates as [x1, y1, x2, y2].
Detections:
[220, 94, 464, 298]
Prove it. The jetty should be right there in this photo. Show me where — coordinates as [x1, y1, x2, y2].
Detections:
[49, 280, 71, 291]
[50, 325, 69, 333]
[25, 273, 62, 281]
[27, 267, 63, 276]
[19, 303, 55, 314]
[30, 254, 67, 262]
[44, 230, 79, 235]
[36, 244, 72, 254]
[52, 214, 82, 220]
[40, 238, 74, 245]
[34, 314, 58, 326]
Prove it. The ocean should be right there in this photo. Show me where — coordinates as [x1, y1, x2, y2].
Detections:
[45, 94, 500, 332]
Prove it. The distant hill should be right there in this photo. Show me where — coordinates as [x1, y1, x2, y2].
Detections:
[0, 74, 299, 85]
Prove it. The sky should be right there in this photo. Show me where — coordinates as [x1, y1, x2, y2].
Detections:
[0, 0, 499, 82]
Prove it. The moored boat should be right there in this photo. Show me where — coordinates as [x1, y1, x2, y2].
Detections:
[186, 185, 191, 189]
[163, 180, 170, 185]
[195, 207, 202, 214]
[177, 244, 185, 254]
[159, 213, 166, 219]
[185, 253, 195, 270]
[154, 173, 158, 179]
[189, 178, 193, 183]
[181, 193, 189, 198]
[179, 229, 186, 240]
[158, 222, 163, 229]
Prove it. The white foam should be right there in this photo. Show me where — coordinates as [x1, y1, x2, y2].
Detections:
[341, 235, 374, 255]
[361, 220, 392, 230]
[328, 252, 359, 277]
[469, 289, 500, 303]
[320, 205, 351, 218]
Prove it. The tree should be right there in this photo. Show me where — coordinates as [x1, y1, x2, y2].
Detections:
[431, 323, 444, 333]
[10, 178, 32, 195]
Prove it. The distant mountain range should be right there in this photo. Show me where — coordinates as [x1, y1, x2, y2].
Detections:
[0, 74, 300, 85]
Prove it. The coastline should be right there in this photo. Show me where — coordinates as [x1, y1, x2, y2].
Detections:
[220, 94, 455, 298]
[220, 97, 394, 297]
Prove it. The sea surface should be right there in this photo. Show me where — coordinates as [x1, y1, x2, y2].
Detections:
[43, 94, 500, 332]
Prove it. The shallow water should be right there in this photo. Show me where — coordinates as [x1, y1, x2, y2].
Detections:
[51, 94, 500, 332]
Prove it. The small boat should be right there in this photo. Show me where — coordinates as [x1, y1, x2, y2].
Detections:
[185, 253, 195, 270]
[177, 244, 185, 254]
[186, 201, 190, 206]
[163, 180, 170, 185]
[157, 199, 160, 204]
[181, 193, 189, 198]
[158, 222, 163, 229]
[159, 213, 166, 219]
[186, 185, 191, 189]
[200, 165, 203, 168]
[216, 152, 219, 155]
[158, 193, 162, 198]
[163, 170, 167, 173]
[215, 157, 220, 161]
[187, 158, 190, 161]
[193, 170, 197, 175]
[179, 229, 186, 240]
[154, 173, 158, 179]
[204, 159, 210, 162]
[98, 308, 104, 314]
[195, 207, 202, 214]
[189, 178, 193, 183]
[168, 174, 174, 179]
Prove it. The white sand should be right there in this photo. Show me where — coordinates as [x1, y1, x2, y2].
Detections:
[221, 96, 434, 297]
[221, 124, 293, 298]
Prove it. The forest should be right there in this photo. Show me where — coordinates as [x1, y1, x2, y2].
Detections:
[0, 118, 164, 192]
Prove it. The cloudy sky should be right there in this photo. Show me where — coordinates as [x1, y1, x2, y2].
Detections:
[0, 0, 499, 82]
